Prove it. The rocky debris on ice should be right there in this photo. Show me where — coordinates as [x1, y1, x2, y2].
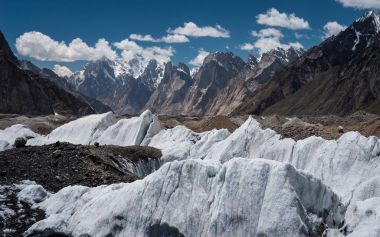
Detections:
[0, 181, 49, 237]
[26, 159, 344, 237]
[0, 143, 161, 191]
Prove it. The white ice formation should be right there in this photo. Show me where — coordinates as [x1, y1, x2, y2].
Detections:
[1, 112, 380, 236]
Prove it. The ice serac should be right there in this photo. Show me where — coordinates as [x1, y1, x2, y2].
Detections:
[148, 125, 230, 162]
[27, 110, 162, 146]
[26, 159, 343, 237]
[325, 175, 380, 237]
[202, 117, 380, 200]
[27, 112, 117, 145]
[0, 124, 40, 151]
[97, 110, 162, 146]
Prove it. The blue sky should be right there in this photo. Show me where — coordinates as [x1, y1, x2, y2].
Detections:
[0, 0, 372, 73]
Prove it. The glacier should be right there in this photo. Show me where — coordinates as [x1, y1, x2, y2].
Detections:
[2, 111, 380, 236]
[25, 159, 343, 237]
[27, 110, 162, 147]
[0, 124, 40, 151]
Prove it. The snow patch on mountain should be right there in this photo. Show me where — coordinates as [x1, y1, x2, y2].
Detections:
[352, 30, 362, 51]
[357, 10, 380, 33]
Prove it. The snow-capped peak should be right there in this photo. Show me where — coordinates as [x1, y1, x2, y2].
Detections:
[355, 10, 380, 33]
[260, 47, 304, 65]
[138, 59, 166, 88]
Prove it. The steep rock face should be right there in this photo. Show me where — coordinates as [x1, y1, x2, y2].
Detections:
[110, 76, 152, 115]
[144, 62, 193, 114]
[138, 59, 165, 90]
[180, 52, 246, 115]
[238, 11, 380, 116]
[0, 32, 94, 116]
[206, 47, 304, 115]
[20, 60, 111, 113]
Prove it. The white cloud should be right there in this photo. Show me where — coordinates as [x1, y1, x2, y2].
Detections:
[129, 34, 158, 42]
[337, 0, 380, 9]
[189, 49, 210, 66]
[53, 64, 74, 77]
[240, 28, 303, 56]
[256, 8, 310, 30]
[323, 21, 347, 39]
[240, 43, 255, 51]
[168, 22, 230, 38]
[129, 33, 189, 43]
[160, 34, 189, 43]
[114, 38, 174, 64]
[16, 31, 117, 62]
[251, 28, 283, 38]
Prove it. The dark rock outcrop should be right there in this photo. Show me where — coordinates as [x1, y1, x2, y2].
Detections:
[0, 32, 94, 116]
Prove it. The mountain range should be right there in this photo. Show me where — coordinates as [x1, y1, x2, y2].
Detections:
[2, 11, 380, 117]
[0, 32, 95, 116]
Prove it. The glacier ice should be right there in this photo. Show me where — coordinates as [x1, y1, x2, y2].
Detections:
[147, 125, 230, 163]
[26, 159, 343, 237]
[27, 112, 117, 145]
[2, 112, 380, 236]
[97, 110, 162, 146]
[0, 124, 40, 151]
[27, 110, 162, 147]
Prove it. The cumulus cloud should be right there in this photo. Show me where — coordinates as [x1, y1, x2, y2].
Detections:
[53, 64, 74, 77]
[129, 33, 189, 43]
[323, 21, 347, 39]
[168, 22, 230, 38]
[336, 0, 380, 9]
[189, 49, 210, 66]
[160, 34, 189, 43]
[256, 8, 310, 30]
[240, 28, 303, 56]
[251, 28, 283, 38]
[114, 38, 174, 64]
[129, 34, 158, 42]
[240, 43, 255, 51]
[16, 31, 117, 62]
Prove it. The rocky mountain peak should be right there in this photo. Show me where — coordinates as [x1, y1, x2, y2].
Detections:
[355, 10, 380, 34]
[259, 47, 304, 68]
[19, 60, 41, 73]
[138, 59, 165, 89]
[202, 51, 246, 73]
[0, 31, 17, 64]
[177, 62, 190, 75]
[321, 11, 380, 55]
[247, 55, 258, 70]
